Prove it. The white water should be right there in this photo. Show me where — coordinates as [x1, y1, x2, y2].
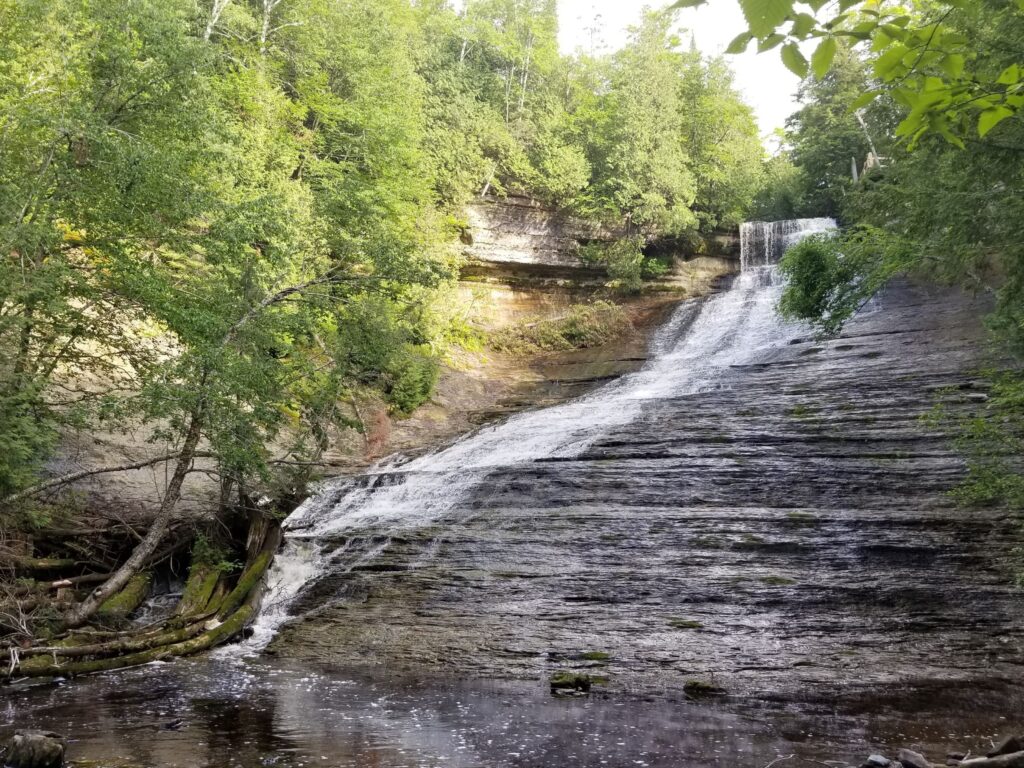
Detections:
[225, 218, 837, 656]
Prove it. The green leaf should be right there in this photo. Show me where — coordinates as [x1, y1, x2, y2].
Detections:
[758, 33, 786, 52]
[671, 0, 708, 7]
[850, 20, 878, 35]
[940, 54, 965, 79]
[870, 30, 892, 52]
[850, 90, 880, 110]
[790, 13, 817, 38]
[880, 23, 908, 40]
[874, 42, 909, 80]
[997, 65, 1021, 86]
[978, 106, 1014, 137]
[726, 31, 754, 54]
[895, 111, 924, 138]
[811, 37, 837, 79]
[781, 42, 809, 78]
[933, 116, 966, 149]
[738, 0, 793, 38]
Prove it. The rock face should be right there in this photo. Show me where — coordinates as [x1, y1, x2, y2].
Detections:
[462, 193, 738, 277]
[3, 731, 66, 768]
[463, 194, 620, 270]
[272, 276, 1024, 698]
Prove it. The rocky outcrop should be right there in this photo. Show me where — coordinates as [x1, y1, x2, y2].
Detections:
[463, 194, 621, 272]
[3, 731, 66, 768]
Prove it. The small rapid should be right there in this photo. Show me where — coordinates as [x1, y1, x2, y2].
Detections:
[232, 218, 836, 655]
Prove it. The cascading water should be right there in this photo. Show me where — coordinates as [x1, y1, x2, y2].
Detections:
[228, 217, 837, 656]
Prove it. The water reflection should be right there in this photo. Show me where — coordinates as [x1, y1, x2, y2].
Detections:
[3, 659, 1020, 767]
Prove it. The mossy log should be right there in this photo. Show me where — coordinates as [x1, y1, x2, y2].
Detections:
[18, 619, 210, 661]
[175, 564, 220, 617]
[7, 520, 280, 679]
[12, 604, 257, 677]
[95, 572, 152, 624]
[203, 578, 229, 615]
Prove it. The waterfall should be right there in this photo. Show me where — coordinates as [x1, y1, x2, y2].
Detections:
[224, 218, 837, 657]
[739, 218, 837, 271]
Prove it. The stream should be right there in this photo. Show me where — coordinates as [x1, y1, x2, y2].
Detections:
[6, 219, 1023, 767]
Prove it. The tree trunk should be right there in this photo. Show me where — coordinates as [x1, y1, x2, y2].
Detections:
[62, 413, 204, 629]
[203, 0, 231, 42]
[518, 40, 533, 114]
[260, 0, 281, 55]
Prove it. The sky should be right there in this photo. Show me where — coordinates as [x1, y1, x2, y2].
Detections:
[557, 0, 802, 139]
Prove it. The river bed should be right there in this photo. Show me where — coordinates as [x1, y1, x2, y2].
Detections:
[4, 658, 1021, 767]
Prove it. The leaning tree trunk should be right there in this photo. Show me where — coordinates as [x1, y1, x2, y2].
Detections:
[63, 413, 203, 629]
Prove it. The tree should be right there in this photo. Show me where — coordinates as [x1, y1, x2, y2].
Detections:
[785, 43, 895, 219]
[679, 53, 766, 229]
[675, 0, 1024, 145]
[585, 11, 698, 236]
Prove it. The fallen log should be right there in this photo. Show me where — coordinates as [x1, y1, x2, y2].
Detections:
[175, 564, 220, 618]
[17, 618, 211, 661]
[95, 572, 152, 625]
[10, 602, 258, 677]
[6, 518, 281, 679]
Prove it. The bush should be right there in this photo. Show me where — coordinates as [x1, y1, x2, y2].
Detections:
[580, 237, 670, 293]
[385, 346, 439, 415]
[490, 301, 632, 355]
[778, 228, 901, 336]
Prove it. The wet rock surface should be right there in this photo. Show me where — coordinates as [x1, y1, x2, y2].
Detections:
[274, 278, 1024, 700]
[3, 731, 66, 768]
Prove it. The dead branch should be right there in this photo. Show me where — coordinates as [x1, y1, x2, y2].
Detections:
[1, 451, 216, 507]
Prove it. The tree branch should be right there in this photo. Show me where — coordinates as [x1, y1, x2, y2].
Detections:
[1, 451, 216, 507]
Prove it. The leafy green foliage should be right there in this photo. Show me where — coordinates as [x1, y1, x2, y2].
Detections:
[0, 0, 770, 506]
[947, 374, 1024, 512]
[580, 238, 671, 293]
[0, 0, 452, 504]
[676, 0, 1024, 144]
[778, 229, 902, 335]
[418, 5, 764, 237]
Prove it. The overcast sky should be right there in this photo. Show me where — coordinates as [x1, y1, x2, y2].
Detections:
[557, 0, 801, 139]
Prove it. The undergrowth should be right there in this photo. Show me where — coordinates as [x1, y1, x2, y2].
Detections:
[489, 301, 632, 355]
